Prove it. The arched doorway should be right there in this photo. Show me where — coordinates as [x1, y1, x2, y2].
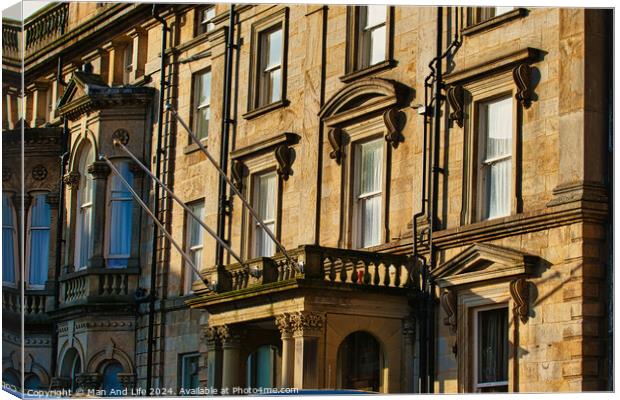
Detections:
[60, 348, 81, 391]
[337, 331, 382, 392]
[246, 345, 278, 389]
[101, 361, 124, 395]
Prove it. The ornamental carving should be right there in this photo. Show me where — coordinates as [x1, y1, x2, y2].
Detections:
[75, 373, 102, 391]
[510, 277, 529, 324]
[289, 311, 324, 335]
[440, 288, 457, 334]
[31, 164, 48, 181]
[87, 161, 111, 179]
[513, 63, 533, 108]
[275, 144, 294, 181]
[112, 129, 130, 146]
[63, 172, 80, 189]
[231, 160, 246, 192]
[328, 128, 343, 165]
[383, 107, 406, 148]
[447, 85, 465, 128]
[275, 313, 293, 335]
[117, 373, 136, 390]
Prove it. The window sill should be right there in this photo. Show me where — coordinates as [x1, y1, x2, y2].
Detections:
[242, 99, 290, 120]
[184, 137, 209, 154]
[339, 59, 397, 84]
[462, 8, 528, 36]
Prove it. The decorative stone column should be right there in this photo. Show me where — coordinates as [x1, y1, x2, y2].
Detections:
[204, 326, 223, 392]
[87, 161, 110, 268]
[275, 313, 295, 388]
[27, 81, 49, 127]
[128, 27, 148, 81]
[218, 325, 245, 393]
[290, 311, 324, 389]
[63, 172, 80, 272]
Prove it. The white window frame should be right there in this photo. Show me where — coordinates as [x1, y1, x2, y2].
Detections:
[184, 200, 205, 294]
[197, 6, 216, 35]
[258, 25, 283, 107]
[2, 192, 19, 286]
[105, 160, 133, 269]
[472, 303, 510, 392]
[251, 170, 278, 258]
[358, 5, 388, 69]
[352, 138, 384, 249]
[74, 145, 94, 271]
[179, 353, 200, 391]
[193, 70, 212, 141]
[26, 191, 51, 289]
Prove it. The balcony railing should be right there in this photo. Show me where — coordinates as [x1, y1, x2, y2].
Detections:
[2, 21, 21, 60]
[24, 2, 69, 54]
[205, 245, 421, 294]
[59, 267, 139, 307]
[2, 286, 48, 316]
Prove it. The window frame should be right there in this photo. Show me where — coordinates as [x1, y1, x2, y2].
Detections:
[195, 5, 216, 36]
[342, 5, 395, 83]
[26, 191, 51, 289]
[184, 199, 205, 294]
[244, 7, 289, 119]
[2, 191, 19, 286]
[179, 352, 201, 392]
[250, 169, 279, 258]
[472, 303, 510, 392]
[462, 7, 527, 36]
[104, 159, 134, 269]
[461, 72, 522, 225]
[191, 69, 212, 142]
[74, 143, 95, 271]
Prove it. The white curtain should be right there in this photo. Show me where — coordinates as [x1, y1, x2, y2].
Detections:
[107, 161, 133, 268]
[255, 172, 276, 257]
[2, 193, 16, 283]
[480, 97, 512, 220]
[195, 70, 211, 139]
[359, 139, 383, 248]
[28, 194, 51, 286]
[477, 308, 508, 385]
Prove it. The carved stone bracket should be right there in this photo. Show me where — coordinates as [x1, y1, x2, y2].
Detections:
[87, 161, 111, 179]
[275, 144, 294, 181]
[447, 85, 465, 128]
[289, 311, 324, 336]
[512, 63, 532, 108]
[510, 278, 529, 324]
[440, 288, 457, 334]
[63, 172, 80, 189]
[328, 128, 343, 165]
[383, 107, 406, 148]
[231, 160, 247, 192]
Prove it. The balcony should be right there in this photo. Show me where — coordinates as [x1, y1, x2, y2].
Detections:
[2, 19, 21, 62]
[57, 267, 140, 309]
[2, 286, 51, 324]
[24, 2, 69, 56]
[192, 245, 422, 304]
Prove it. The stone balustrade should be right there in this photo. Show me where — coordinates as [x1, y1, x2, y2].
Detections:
[2, 286, 48, 316]
[24, 2, 69, 55]
[59, 267, 139, 307]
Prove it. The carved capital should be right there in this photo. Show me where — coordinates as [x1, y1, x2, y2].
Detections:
[231, 160, 247, 192]
[513, 63, 532, 108]
[383, 107, 405, 148]
[510, 278, 529, 324]
[447, 85, 465, 128]
[440, 288, 457, 334]
[275, 144, 294, 181]
[275, 313, 294, 337]
[328, 128, 343, 165]
[203, 326, 220, 347]
[216, 325, 245, 347]
[63, 172, 80, 189]
[87, 161, 111, 179]
[289, 311, 324, 336]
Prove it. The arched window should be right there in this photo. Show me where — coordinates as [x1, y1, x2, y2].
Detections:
[337, 331, 382, 392]
[27, 193, 51, 287]
[24, 374, 42, 390]
[2, 368, 20, 389]
[247, 345, 278, 389]
[106, 161, 133, 268]
[75, 143, 94, 270]
[101, 361, 124, 395]
[2, 192, 17, 285]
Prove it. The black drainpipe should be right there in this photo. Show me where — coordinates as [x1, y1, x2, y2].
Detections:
[215, 4, 236, 273]
[50, 116, 69, 378]
[147, 4, 168, 393]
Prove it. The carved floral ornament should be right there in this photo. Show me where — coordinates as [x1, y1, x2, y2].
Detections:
[32, 164, 48, 181]
[275, 311, 324, 335]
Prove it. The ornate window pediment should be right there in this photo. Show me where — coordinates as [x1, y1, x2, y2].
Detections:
[432, 242, 536, 288]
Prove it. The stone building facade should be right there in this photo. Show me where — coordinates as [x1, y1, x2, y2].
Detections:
[1, 1, 613, 395]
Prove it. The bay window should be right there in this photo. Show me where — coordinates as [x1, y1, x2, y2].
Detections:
[193, 70, 211, 140]
[75, 143, 94, 270]
[252, 171, 277, 258]
[185, 201, 205, 293]
[354, 139, 383, 248]
[27, 193, 51, 287]
[2, 192, 17, 284]
[474, 306, 509, 392]
[477, 96, 512, 221]
[106, 161, 133, 268]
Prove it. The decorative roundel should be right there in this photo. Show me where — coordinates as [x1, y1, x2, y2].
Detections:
[112, 129, 130, 146]
[31, 165, 48, 181]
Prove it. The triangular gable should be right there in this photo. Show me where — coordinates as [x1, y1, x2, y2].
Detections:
[431, 243, 536, 288]
[57, 69, 108, 110]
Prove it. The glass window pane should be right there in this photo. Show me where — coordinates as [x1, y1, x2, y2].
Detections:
[361, 195, 381, 247]
[360, 139, 383, 195]
[196, 107, 210, 140]
[363, 5, 387, 28]
[477, 308, 509, 385]
[483, 97, 512, 159]
[494, 6, 514, 17]
[266, 28, 282, 69]
[108, 162, 133, 267]
[199, 72, 211, 107]
[182, 355, 200, 390]
[254, 172, 276, 257]
[29, 195, 51, 285]
[189, 202, 205, 247]
[269, 68, 282, 104]
[369, 25, 386, 65]
[485, 159, 511, 219]
[2, 193, 16, 283]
